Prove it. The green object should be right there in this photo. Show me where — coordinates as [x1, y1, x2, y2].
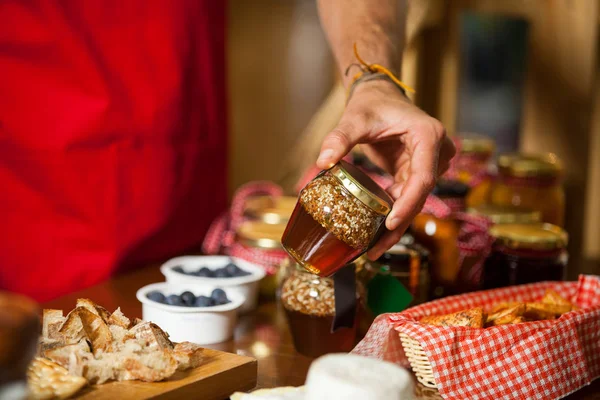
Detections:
[367, 273, 413, 316]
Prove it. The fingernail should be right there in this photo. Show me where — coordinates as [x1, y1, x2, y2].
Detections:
[317, 149, 335, 168]
[387, 216, 400, 230]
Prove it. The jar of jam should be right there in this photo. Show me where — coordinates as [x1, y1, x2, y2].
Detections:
[281, 160, 393, 277]
[243, 195, 297, 225]
[234, 221, 289, 298]
[489, 153, 565, 226]
[483, 223, 568, 289]
[412, 180, 469, 298]
[280, 265, 362, 357]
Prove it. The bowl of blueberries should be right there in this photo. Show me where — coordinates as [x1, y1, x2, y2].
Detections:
[136, 282, 244, 344]
[160, 256, 266, 313]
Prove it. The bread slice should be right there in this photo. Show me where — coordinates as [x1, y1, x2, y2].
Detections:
[421, 308, 485, 328]
[59, 307, 86, 344]
[44, 339, 91, 370]
[76, 298, 112, 323]
[118, 350, 178, 382]
[27, 357, 87, 400]
[173, 342, 204, 370]
[78, 308, 113, 354]
[42, 309, 65, 341]
[130, 321, 173, 351]
[108, 307, 131, 329]
[486, 303, 526, 326]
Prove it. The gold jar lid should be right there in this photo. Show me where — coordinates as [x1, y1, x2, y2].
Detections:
[497, 153, 562, 178]
[489, 223, 568, 250]
[467, 205, 541, 224]
[458, 133, 495, 154]
[244, 195, 297, 225]
[329, 160, 393, 215]
[236, 221, 286, 250]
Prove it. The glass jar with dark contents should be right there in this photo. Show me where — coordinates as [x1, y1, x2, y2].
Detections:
[483, 223, 568, 289]
[280, 265, 363, 357]
[281, 160, 393, 277]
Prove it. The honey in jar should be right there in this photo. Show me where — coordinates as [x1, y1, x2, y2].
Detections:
[483, 223, 568, 289]
[281, 160, 392, 277]
[489, 153, 565, 226]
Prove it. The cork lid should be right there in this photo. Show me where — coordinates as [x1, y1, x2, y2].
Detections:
[458, 133, 495, 154]
[489, 223, 568, 250]
[330, 160, 393, 215]
[236, 221, 286, 250]
[497, 153, 562, 178]
[244, 195, 297, 225]
[467, 204, 541, 224]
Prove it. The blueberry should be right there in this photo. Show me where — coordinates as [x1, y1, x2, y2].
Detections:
[211, 288, 229, 305]
[235, 269, 251, 277]
[165, 294, 183, 306]
[180, 291, 196, 306]
[146, 290, 166, 304]
[194, 295, 214, 307]
[224, 263, 241, 276]
[214, 268, 229, 278]
[172, 266, 185, 274]
[196, 267, 214, 277]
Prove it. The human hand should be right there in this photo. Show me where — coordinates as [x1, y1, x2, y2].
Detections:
[316, 79, 456, 259]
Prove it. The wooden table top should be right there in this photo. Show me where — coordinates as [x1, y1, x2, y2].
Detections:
[42, 266, 600, 399]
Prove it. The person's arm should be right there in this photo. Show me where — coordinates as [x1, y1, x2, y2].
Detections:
[317, 0, 456, 259]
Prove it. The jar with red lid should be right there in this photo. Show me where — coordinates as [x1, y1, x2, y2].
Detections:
[281, 160, 393, 277]
[483, 223, 568, 289]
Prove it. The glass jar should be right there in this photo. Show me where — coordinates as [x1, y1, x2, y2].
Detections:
[282, 160, 393, 277]
[280, 266, 362, 357]
[489, 153, 565, 226]
[466, 204, 541, 225]
[234, 221, 289, 298]
[483, 223, 568, 289]
[243, 195, 297, 225]
[412, 180, 469, 298]
[454, 133, 495, 184]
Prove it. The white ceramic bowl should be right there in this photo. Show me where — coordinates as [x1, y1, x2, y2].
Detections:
[160, 256, 266, 313]
[136, 282, 244, 344]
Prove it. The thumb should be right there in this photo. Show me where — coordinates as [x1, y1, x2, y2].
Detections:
[316, 122, 361, 169]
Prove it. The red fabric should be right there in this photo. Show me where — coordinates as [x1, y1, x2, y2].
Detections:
[353, 275, 600, 400]
[0, 1, 228, 301]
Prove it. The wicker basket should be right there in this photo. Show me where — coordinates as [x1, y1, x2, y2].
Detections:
[399, 333, 437, 388]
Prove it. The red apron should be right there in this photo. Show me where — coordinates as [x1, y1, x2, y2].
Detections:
[0, 1, 228, 301]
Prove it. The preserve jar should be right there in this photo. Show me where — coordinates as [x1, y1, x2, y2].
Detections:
[482, 223, 568, 289]
[466, 204, 541, 225]
[489, 153, 565, 226]
[234, 221, 289, 298]
[243, 195, 297, 225]
[453, 133, 495, 184]
[282, 160, 393, 277]
[412, 180, 469, 298]
[280, 265, 363, 357]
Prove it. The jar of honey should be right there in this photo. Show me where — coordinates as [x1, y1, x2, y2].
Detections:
[412, 180, 469, 298]
[483, 223, 568, 289]
[280, 265, 362, 357]
[243, 195, 297, 225]
[281, 160, 393, 277]
[489, 153, 565, 226]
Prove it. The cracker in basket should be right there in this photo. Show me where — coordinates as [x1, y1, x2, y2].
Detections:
[421, 307, 485, 328]
[486, 303, 526, 327]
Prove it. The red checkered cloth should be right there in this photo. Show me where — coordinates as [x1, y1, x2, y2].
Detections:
[353, 275, 600, 400]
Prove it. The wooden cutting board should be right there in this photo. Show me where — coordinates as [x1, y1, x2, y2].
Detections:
[73, 348, 257, 400]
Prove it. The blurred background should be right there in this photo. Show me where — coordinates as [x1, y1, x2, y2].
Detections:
[228, 0, 600, 278]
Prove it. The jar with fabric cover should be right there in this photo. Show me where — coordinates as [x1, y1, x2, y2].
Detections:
[483, 223, 568, 289]
[488, 153, 565, 226]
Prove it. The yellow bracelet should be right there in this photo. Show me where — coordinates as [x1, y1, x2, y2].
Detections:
[345, 43, 415, 101]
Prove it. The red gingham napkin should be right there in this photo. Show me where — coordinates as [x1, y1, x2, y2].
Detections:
[353, 275, 600, 400]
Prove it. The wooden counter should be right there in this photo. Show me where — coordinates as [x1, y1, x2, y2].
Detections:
[42, 266, 600, 399]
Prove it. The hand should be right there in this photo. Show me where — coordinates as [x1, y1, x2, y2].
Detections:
[316, 79, 456, 260]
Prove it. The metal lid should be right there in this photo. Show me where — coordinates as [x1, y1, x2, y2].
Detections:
[236, 221, 285, 250]
[459, 133, 495, 154]
[489, 223, 568, 250]
[467, 204, 541, 225]
[497, 153, 562, 178]
[329, 160, 393, 215]
[244, 195, 297, 225]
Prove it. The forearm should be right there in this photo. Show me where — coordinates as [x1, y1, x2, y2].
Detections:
[317, 0, 407, 88]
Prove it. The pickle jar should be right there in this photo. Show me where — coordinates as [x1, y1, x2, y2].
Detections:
[483, 223, 568, 289]
[280, 265, 362, 357]
[489, 153, 565, 226]
[281, 160, 393, 277]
